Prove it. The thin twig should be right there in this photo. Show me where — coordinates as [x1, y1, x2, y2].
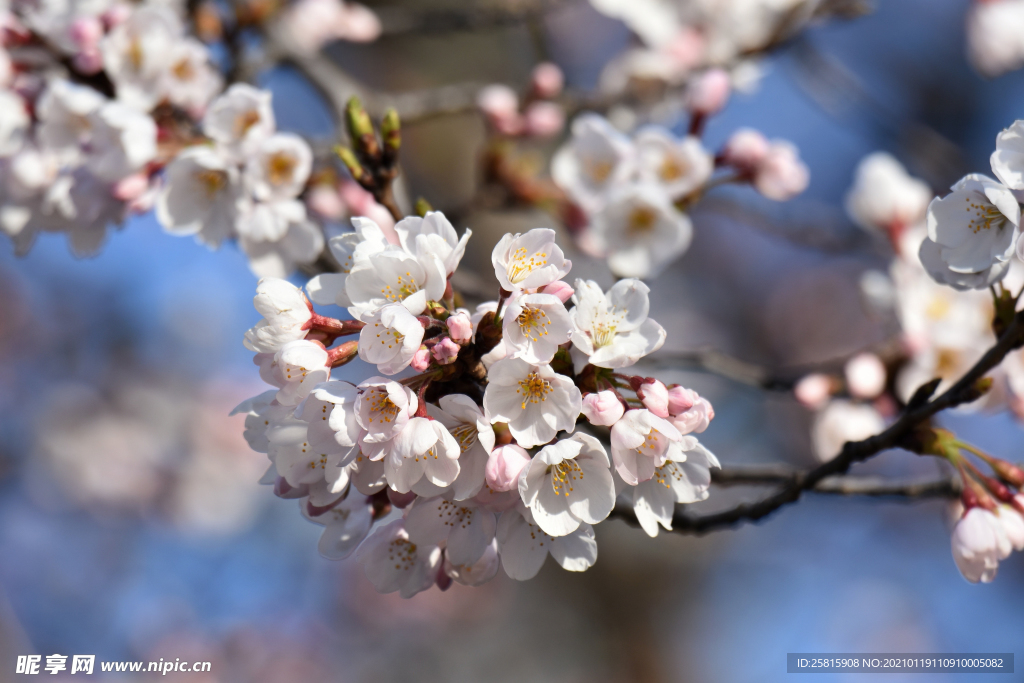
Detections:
[610, 310, 1024, 535]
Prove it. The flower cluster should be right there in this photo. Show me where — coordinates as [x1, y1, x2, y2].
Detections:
[156, 84, 326, 277]
[552, 109, 808, 278]
[588, 0, 816, 95]
[234, 217, 718, 596]
[476, 63, 566, 140]
[0, 0, 231, 255]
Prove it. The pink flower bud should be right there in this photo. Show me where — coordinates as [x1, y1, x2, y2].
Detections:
[111, 172, 149, 201]
[667, 385, 697, 415]
[844, 352, 886, 400]
[538, 280, 574, 303]
[446, 311, 473, 343]
[794, 373, 833, 410]
[70, 16, 103, 50]
[410, 347, 431, 371]
[637, 380, 670, 417]
[307, 184, 346, 220]
[477, 84, 524, 135]
[754, 141, 809, 201]
[722, 127, 769, 171]
[72, 48, 104, 75]
[671, 397, 714, 435]
[485, 444, 531, 492]
[524, 101, 565, 138]
[431, 337, 460, 365]
[581, 390, 625, 426]
[531, 62, 564, 98]
[684, 68, 731, 117]
[101, 4, 132, 29]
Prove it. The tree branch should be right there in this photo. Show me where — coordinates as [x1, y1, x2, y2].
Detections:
[610, 309, 1024, 535]
[710, 465, 959, 497]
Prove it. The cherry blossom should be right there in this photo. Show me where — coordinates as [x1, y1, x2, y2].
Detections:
[581, 390, 625, 426]
[551, 113, 636, 213]
[483, 358, 582, 448]
[405, 496, 497, 566]
[610, 408, 684, 485]
[626, 439, 720, 537]
[589, 183, 693, 278]
[257, 340, 330, 406]
[845, 152, 931, 235]
[355, 377, 417, 459]
[302, 491, 375, 560]
[502, 291, 573, 364]
[384, 416, 460, 494]
[357, 303, 425, 375]
[355, 519, 442, 598]
[490, 228, 572, 292]
[243, 277, 312, 353]
[496, 506, 598, 580]
[951, 507, 1010, 583]
[569, 278, 665, 370]
[635, 128, 713, 197]
[518, 433, 616, 537]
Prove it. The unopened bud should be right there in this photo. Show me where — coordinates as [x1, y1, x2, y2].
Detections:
[326, 340, 358, 367]
[410, 347, 431, 371]
[581, 390, 625, 426]
[990, 459, 1024, 488]
[446, 311, 473, 343]
[963, 376, 994, 404]
[380, 107, 400, 160]
[335, 145, 370, 186]
[637, 379, 669, 417]
[415, 197, 433, 216]
[345, 96, 379, 161]
[485, 444, 531, 492]
[431, 337, 460, 365]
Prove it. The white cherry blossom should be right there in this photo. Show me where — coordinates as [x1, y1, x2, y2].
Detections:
[496, 506, 597, 580]
[627, 439, 720, 537]
[490, 228, 572, 292]
[405, 496, 497, 566]
[202, 84, 276, 160]
[991, 120, 1024, 191]
[845, 152, 932, 233]
[551, 112, 636, 212]
[355, 377, 417, 459]
[244, 133, 313, 202]
[482, 358, 582, 448]
[581, 390, 625, 426]
[609, 408, 684, 485]
[810, 399, 884, 462]
[100, 6, 181, 110]
[419, 395, 495, 500]
[384, 416, 460, 494]
[156, 146, 245, 248]
[444, 538, 500, 587]
[635, 128, 712, 197]
[302, 491, 374, 560]
[160, 38, 223, 112]
[238, 209, 325, 278]
[357, 302, 425, 375]
[966, 0, 1024, 78]
[257, 339, 330, 406]
[589, 183, 692, 278]
[305, 216, 391, 308]
[345, 247, 445, 319]
[0, 90, 28, 157]
[395, 211, 470, 278]
[921, 174, 1018, 289]
[243, 277, 312, 353]
[84, 102, 157, 183]
[303, 380, 360, 464]
[355, 519, 441, 598]
[36, 79, 106, 164]
[502, 291, 573, 364]
[569, 278, 665, 371]
[518, 433, 615, 537]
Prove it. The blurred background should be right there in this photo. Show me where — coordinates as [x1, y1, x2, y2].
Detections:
[2, 0, 1024, 681]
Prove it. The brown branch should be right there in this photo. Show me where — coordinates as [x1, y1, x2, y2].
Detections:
[710, 465, 959, 498]
[610, 309, 1024, 535]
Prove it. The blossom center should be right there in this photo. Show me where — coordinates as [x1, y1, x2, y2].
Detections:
[507, 247, 548, 285]
[267, 152, 297, 186]
[517, 372, 553, 409]
[435, 500, 475, 527]
[636, 429, 664, 456]
[587, 159, 613, 183]
[965, 197, 1009, 233]
[652, 462, 683, 489]
[195, 169, 227, 196]
[368, 392, 399, 424]
[172, 58, 194, 81]
[548, 459, 583, 496]
[380, 271, 421, 302]
[387, 538, 417, 570]
[127, 38, 144, 71]
[450, 423, 478, 453]
[371, 321, 404, 350]
[660, 156, 686, 181]
[234, 109, 262, 138]
[628, 207, 657, 235]
[516, 306, 551, 342]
